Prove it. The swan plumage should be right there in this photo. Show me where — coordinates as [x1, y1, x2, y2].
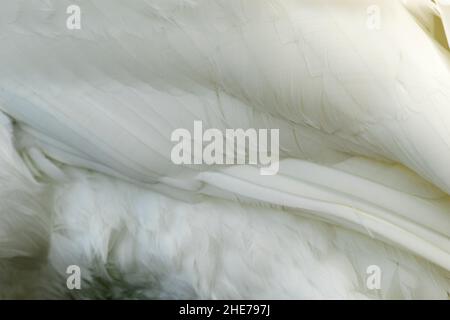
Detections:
[0, 0, 449, 298]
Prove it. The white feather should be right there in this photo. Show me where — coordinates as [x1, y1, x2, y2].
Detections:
[0, 0, 449, 299]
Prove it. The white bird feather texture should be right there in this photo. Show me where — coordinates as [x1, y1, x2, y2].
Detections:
[0, 0, 449, 299]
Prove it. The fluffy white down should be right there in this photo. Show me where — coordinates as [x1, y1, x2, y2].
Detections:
[0, 115, 448, 299]
[0, 0, 450, 299]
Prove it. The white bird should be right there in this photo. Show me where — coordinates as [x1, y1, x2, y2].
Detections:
[0, 0, 449, 299]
